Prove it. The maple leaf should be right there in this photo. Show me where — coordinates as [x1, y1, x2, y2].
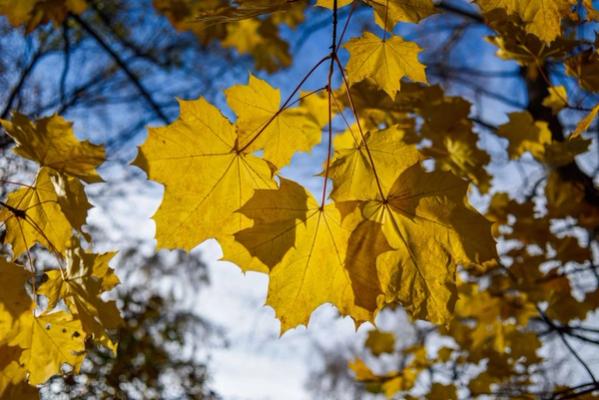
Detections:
[365, 166, 496, 323]
[427, 383, 457, 400]
[543, 137, 591, 167]
[1, 113, 105, 183]
[570, 103, 599, 139]
[0, 346, 38, 400]
[0, 167, 92, 258]
[416, 92, 491, 192]
[234, 179, 371, 331]
[364, 330, 395, 356]
[328, 126, 423, 203]
[344, 32, 426, 99]
[234, 178, 309, 268]
[497, 111, 552, 160]
[222, 19, 292, 73]
[329, 130, 496, 323]
[566, 50, 599, 92]
[542, 85, 568, 114]
[133, 97, 276, 268]
[317, 0, 436, 28]
[225, 74, 321, 168]
[350, 346, 427, 397]
[195, 0, 304, 24]
[0, 261, 31, 345]
[475, 0, 576, 43]
[345, 218, 393, 311]
[7, 311, 85, 385]
[0, 0, 86, 32]
[38, 244, 122, 353]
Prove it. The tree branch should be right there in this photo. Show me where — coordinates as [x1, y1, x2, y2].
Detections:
[70, 13, 170, 124]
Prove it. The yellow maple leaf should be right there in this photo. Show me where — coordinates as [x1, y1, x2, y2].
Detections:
[328, 126, 423, 202]
[570, 103, 599, 139]
[225, 75, 322, 168]
[221, 19, 292, 73]
[344, 32, 426, 99]
[0, 346, 38, 400]
[0, 261, 32, 346]
[417, 93, 491, 192]
[0, 167, 91, 258]
[476, 0, 576, 43]
[234, 179, 371, 332]
[234, 178, 309, 268]
[427, 383, 457, 400]
[565, 50, 599, 92]
[365, 165, 496, 323]
[345, 218, 393, 311]
[7, 311, 85, 385]
[350, 346, 427, 397]
[365, 330, 395, 356]
[0, 0, 86, 32]
[542, 85, 568, 114]
[195, 0, 302, 23]
[133, 97, 276, 266]
[329, 130, 496, 323]
[497, 111, 552, 160]
[38, 244, 121, 353]
[317, 0, 436, 28]
[1, 113, 105, 183]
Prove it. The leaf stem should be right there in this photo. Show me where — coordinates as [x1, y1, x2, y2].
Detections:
[321, 0, 339, 208]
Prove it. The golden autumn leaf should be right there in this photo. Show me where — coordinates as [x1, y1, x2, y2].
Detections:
[195, 0, 303, 23]
[234, 178, 309, 268]
[133, 96, 276, 266]
[543, 137, 591, 167]
[221, 19, 292, 73]
[1, 113, 105, 183]
[542, 85, 568, 114]
[344, 32, 426, 99]
[7, 311, 85, 385]
[350, 346, 427, 397]
[565, 50, 599, 92]
[476, 0, 576, 43]
[365, 330, 395, 356]
[427, 383, 457, 400]
[0, 346, 38, 400]
[236, 179, 372, 331]
[0, 167, 91, 258]
[225, 74, 321, 168]
[417, 93, 491, 192]
[328, 128, 496, 323]
[497, 111, 552, 160]
[362, 164, 496, 323]
[38, 244, 121, 353]
[317, 0, 436, 28]
[0, 260, 31, 338]
[570, 103, 599, 139]
[0, 0, 86, 32]
[328, 126, 422, 203]
[345, 218, 393, 311]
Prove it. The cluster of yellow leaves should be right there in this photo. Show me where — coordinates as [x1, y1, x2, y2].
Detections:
[475, 0, 577, 43]
[153, 0, 306, 72]
[0, 114, 121, 398]
[135, 69, 497, 332]
[0, 0, 86, 32]
[134, 0, 499, 338]
[317, 0, 437, 29]
[350, 342, 458, 399]
[337, 82, 493, 193]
